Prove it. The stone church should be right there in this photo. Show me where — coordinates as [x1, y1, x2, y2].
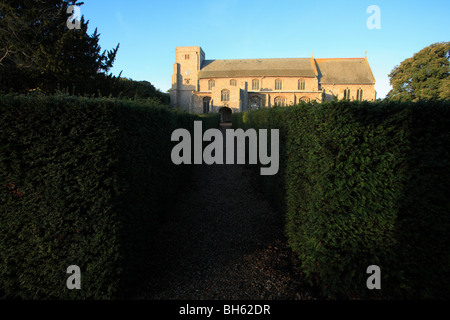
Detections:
[170, 46, 376, 121]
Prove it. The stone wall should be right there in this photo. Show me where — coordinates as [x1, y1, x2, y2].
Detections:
[320, 83, 376, 101]
[198, 76, 319, 92]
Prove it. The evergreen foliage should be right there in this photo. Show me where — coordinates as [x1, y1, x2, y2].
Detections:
[0, 1, 169, 102]
[0, 94, 219, 299]
[233, 100, 450, 299]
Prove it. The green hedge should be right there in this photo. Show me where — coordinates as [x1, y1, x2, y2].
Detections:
[0, 94, 218, 299]
[198, 113, 221, 129]
[232, 100, 450, 299]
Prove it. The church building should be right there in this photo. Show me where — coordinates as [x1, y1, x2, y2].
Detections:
[170, 46, 376, 121]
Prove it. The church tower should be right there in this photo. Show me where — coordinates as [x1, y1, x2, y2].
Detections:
[170, 46, 205, 110]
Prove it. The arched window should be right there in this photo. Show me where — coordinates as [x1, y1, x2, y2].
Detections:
[208, 79, 215, 90]
[252, 79, 260, 90]
[221, 89, 230, 102]
[299, 96, 310, 103]
[230, 79, 237, 86]
[357, 88, 363, 101]
[298, 79, 305, 90]
[250, 96, 262, 109]
[274, 96, 286, 107]
[275, 79, 283, 90]
[344, 88, 350, 100]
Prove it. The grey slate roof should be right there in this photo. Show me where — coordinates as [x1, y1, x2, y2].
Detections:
[315, 58, 375, 84]
[198, 58, 316, 78]
[197, 56, 376, 85]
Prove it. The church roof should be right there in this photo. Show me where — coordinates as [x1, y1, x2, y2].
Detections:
[198, 58, 317, 78]
[197, 56, 375, 85]
[315, 58, 375, 84]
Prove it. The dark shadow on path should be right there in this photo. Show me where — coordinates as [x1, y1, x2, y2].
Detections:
[133, 123, 318, 300]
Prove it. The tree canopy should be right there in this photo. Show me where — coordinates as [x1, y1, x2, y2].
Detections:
[0, 0, 169, 103]
[0, 1, 118, 94]
[387, 42, 450, 102]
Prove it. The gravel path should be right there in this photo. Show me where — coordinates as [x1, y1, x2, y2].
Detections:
[134, 124, 320, 300]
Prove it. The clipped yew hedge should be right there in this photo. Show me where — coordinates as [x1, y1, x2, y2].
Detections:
[0, 94, 218, 299]
[233, 100, 450, 299]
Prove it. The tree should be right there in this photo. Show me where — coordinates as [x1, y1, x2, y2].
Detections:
[387, 42, 450, 102]
[0, 1, 169, 103]
[111, 77, 170, 104]
[0, 0, 119, 95]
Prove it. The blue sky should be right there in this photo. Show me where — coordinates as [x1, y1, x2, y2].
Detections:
[79, 0, 449, 99]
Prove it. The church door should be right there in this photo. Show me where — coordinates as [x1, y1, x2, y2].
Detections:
[219, 107, 232, 123]
[203, 97, 211, 113]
